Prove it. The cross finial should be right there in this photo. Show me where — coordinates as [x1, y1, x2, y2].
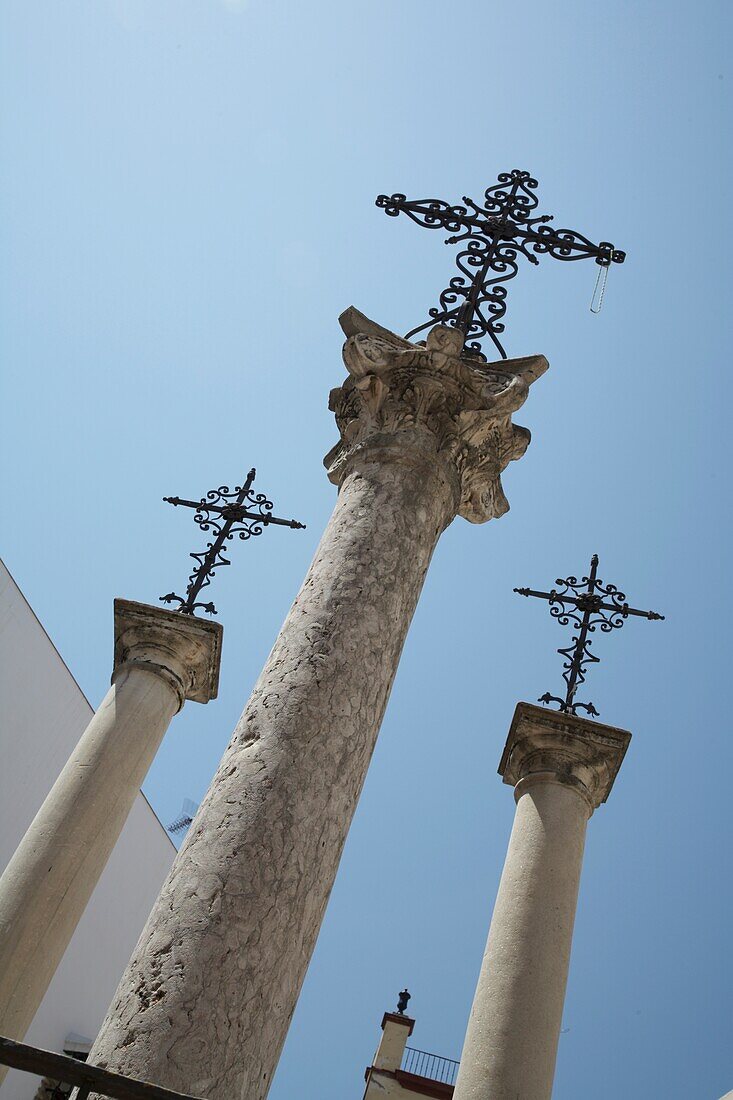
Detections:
[514, 554, 664, 716]
[376, 169, 625, 360]
[160, 468, 305, 617]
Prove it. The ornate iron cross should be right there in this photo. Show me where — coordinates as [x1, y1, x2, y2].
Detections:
[376, 169, 625, 360]
[160, 468, 305, 616]
[514, 554, 664, 717]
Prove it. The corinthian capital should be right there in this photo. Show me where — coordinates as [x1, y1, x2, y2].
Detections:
[324, 308, 548, 523]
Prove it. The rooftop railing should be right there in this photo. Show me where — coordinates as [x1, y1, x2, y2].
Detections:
[401, 1046, 460, 1086]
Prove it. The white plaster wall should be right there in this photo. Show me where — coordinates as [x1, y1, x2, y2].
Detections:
[364, 1070, 414, 1099]
[364, 1068, 451, 1100]
[0, 561, 175, 1098]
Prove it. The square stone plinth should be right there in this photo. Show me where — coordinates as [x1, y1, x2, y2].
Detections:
[498, 702, 632, 809]
[114, 599, 223, 704]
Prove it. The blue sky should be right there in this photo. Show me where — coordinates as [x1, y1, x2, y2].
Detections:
[1, 2, 732, 1097]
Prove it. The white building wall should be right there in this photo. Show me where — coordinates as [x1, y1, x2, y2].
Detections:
[0, 560, 175, 1098]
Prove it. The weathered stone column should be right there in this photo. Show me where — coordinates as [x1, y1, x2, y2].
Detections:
[0, 600, 221, 1060]
[87, 310, 547, 1100]
[452, 702, 631, 1100]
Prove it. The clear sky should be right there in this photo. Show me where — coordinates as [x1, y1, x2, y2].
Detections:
[1, 2, 732, 1098]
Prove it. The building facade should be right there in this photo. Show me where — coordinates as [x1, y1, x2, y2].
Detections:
[362, 1006, 458, 1100]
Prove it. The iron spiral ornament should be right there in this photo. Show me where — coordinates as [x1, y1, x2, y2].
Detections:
[376, 169, 625, 360]
[514, 554, 664, 717]
[160, 468, 305, 617]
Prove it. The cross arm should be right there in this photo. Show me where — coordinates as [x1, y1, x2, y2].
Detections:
[163, 496, 216, 511]
[376, 194, 478, 234]
[376, 194, 624, 266]
[515, 587, 663, 620]
[247, 512, 306, 530]
[510, 223, 625, 265]
[163, 496, 304, 529]
[444, 217, 624, 265]
[593, 598, 665, 620]
[513, 587, 583, 605]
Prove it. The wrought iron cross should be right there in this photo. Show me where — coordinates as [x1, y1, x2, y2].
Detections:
[160, 468, 305, 616]
[376, 169, 625, 360]
[514, 554, 664, 717]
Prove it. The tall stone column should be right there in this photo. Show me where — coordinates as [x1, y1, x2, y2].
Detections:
[0, 600, 221, 1061]
[87, 310, 547, 1100]
[452, 702, 631, 1100]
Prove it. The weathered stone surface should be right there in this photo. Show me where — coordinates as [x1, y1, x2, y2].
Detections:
[0, 604, 221, 1072]
[452, 704, 631, 1100]
[329, 307, 547, 523]
[88, 313, 547, 1100]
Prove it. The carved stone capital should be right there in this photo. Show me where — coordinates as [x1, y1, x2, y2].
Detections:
[113, 599, 223, 709]
[324, 308, 548, 524]
[498, 702, 631, 813]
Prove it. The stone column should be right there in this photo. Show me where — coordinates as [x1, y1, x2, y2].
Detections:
[87, 310, 548, 1100]
[452, 702, 631, 1100]
[0, 600, 221, 1059]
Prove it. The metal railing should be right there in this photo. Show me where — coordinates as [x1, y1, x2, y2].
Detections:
[401, 1046, 460, 1086]
[0, 1037, 205, 1100]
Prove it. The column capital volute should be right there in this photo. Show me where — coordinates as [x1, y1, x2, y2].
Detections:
[498, 702, 631, 813]
[113, 599, 223, 711]
[324, 307, 548, 525]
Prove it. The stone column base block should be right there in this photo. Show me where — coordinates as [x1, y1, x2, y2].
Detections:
[499, 701, 631, 812]
[114, 599, 223, 707]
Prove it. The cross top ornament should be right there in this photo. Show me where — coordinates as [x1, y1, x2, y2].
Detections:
[160, 468, 305, 617]
[514, 554, 664, 718]
[376, 169, 625, 361]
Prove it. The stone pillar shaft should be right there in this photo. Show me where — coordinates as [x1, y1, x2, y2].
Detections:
[452, 703, 630, 1100]
[0, 670, 177, 1043]
[89, 441, 455, 1100]
[0, 601, 221, 1056]
[455, 780, 588, 1100]
[88, 313, 547, 1100]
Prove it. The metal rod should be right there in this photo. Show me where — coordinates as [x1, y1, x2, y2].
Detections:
[563, 552, 599, 708]
[377, 169, 625, 359]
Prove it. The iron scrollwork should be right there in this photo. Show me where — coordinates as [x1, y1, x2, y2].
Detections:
[376, 169, 625, 360]
[160, 468, 305, 617]
[514, 554, 664, 717]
